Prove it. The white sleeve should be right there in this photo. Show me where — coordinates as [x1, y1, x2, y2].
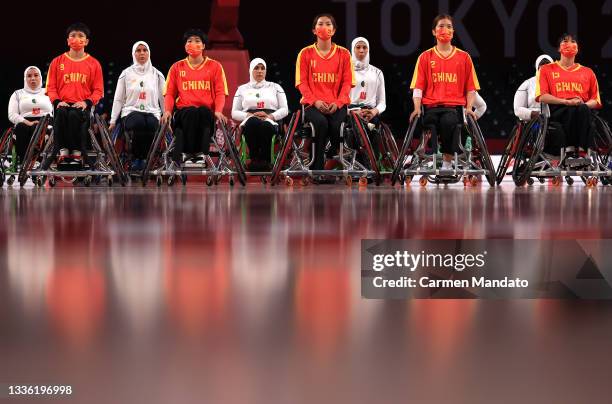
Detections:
[8, 92, 25, 125]
[374, 70, 386, 114]
[271, 84, 288, 121]
[513, 80, 532, 121]
[110, 72, 126, 125]
[473, 93, 487, 119]
[231, 86, 248, 122]
[158, 71, 166, 116]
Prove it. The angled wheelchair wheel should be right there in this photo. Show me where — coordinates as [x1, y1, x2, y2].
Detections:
[379, 123, 399, 170]
[592, 115, 612, 169]
[512, 116, 547, 186]
[271, 110, 300, 185]
[219, 120, 246, 186]
[467, 115, 496, 187]
[18, 115, 51, 186]
[142, 121, 169, 186]
[495, 122, 523, 185]
[95, 114, 128, 185]
[391, 116, 419, 186]
[349, 111, 381, 180]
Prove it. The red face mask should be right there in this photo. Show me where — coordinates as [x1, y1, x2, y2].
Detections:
[185, 42, 203, 57]
[435, 27, 453, 43]
[315, 26, 333, 41]
[560, 42, 578, 58]
[68, 37, 85, 51]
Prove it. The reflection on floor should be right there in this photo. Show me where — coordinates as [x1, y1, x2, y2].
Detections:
[1, 183, 611, 403]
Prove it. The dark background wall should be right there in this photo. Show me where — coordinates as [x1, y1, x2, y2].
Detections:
[2, 0, 611, 139]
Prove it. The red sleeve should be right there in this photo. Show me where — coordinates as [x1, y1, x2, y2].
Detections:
[46, 58, 59, 103]
[88, 60, 104, 105]
[164, 64, 178, 112]
[534, 67, 549, 103]
[589, 70, 602, 109]
[335, 50, 354, 108]
[296, 48, 315, 105]
[464, 53, 480, 92]
[409, 53, 427, 91]
[213, 63, 228, 113]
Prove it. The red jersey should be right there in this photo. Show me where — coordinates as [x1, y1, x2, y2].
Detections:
[295, 43, 355, 107]
[410, 46, 480, 107]
[164, 57, 228, 113]
[535, 62, 601, 108]
[46, 53, 104, 105]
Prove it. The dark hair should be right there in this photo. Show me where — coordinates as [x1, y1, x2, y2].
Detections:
[183, 29, 208, 46]
[557, 33, 578, 47]
[312, 14, 337, 30]
[66, 22, 91, 39]
[432, 14, 453, 30]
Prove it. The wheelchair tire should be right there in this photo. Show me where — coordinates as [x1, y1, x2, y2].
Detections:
[467, 115, 496, 187]
[495, 122, 522, 185]
[142, 122, 169, 186]
[271, 110, 300, 185]
[512, 116, 547, 186]
[391, 116, 419, 186]
[220, 120, 247, 186]
[96, 115, 128, 184]
[350, 111, 381, 181]
[379, 123, 399, 170]
[18, 115, 50, 186]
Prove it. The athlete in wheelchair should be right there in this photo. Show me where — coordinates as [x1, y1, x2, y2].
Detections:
[22, 23, 124, 187]
[391, 14, 496, 187]
[231, 57, 288, 177]
[495, 55, 553, 184]
[146, 29, 244, 187]
[109, 41, 165, 176]
[271, 14, 381, 186]
[512, 34, 612, 187]
[2, 66, 54, 186]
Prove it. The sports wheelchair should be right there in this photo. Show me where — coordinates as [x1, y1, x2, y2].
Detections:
[391, 107, 496, 187]
[141, 118, 246, 187]
[21, 113, 126, 187]
[510, 105, 612, 187]
[269, 107, 395, 186]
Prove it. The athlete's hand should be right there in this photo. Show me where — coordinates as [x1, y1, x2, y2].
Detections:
[314, 100, 329, 113]
[161, 111, 172, 125]
[253, 111, 268, 119]
[57, 102, 70, 108]
[409, 109, 421, 122]
[73, 101, 87, 110]
[215, 111, 227, 125]
[530, 111, 540, 120]
[466, 109, 478, 121]
[108, 123, 116, 132]
[327, 103, 338, 114]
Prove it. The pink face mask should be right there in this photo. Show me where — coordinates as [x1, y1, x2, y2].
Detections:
[315, 26, 333, 41]
[435, 27, 453, 43]
[185, 42, 203, 57]
[560, 42, 578, 58]
[68, 37, 85, 51]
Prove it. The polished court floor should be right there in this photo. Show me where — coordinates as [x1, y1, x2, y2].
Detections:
[1, 181, 612, 403]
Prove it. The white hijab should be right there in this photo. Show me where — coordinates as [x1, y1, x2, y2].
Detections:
[535, 54, 553, 72]
[351, 37, 370, 71]
[23, 66, 43, 94]
[249, 58, 267, 88]
[131, 41, 153, 75]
